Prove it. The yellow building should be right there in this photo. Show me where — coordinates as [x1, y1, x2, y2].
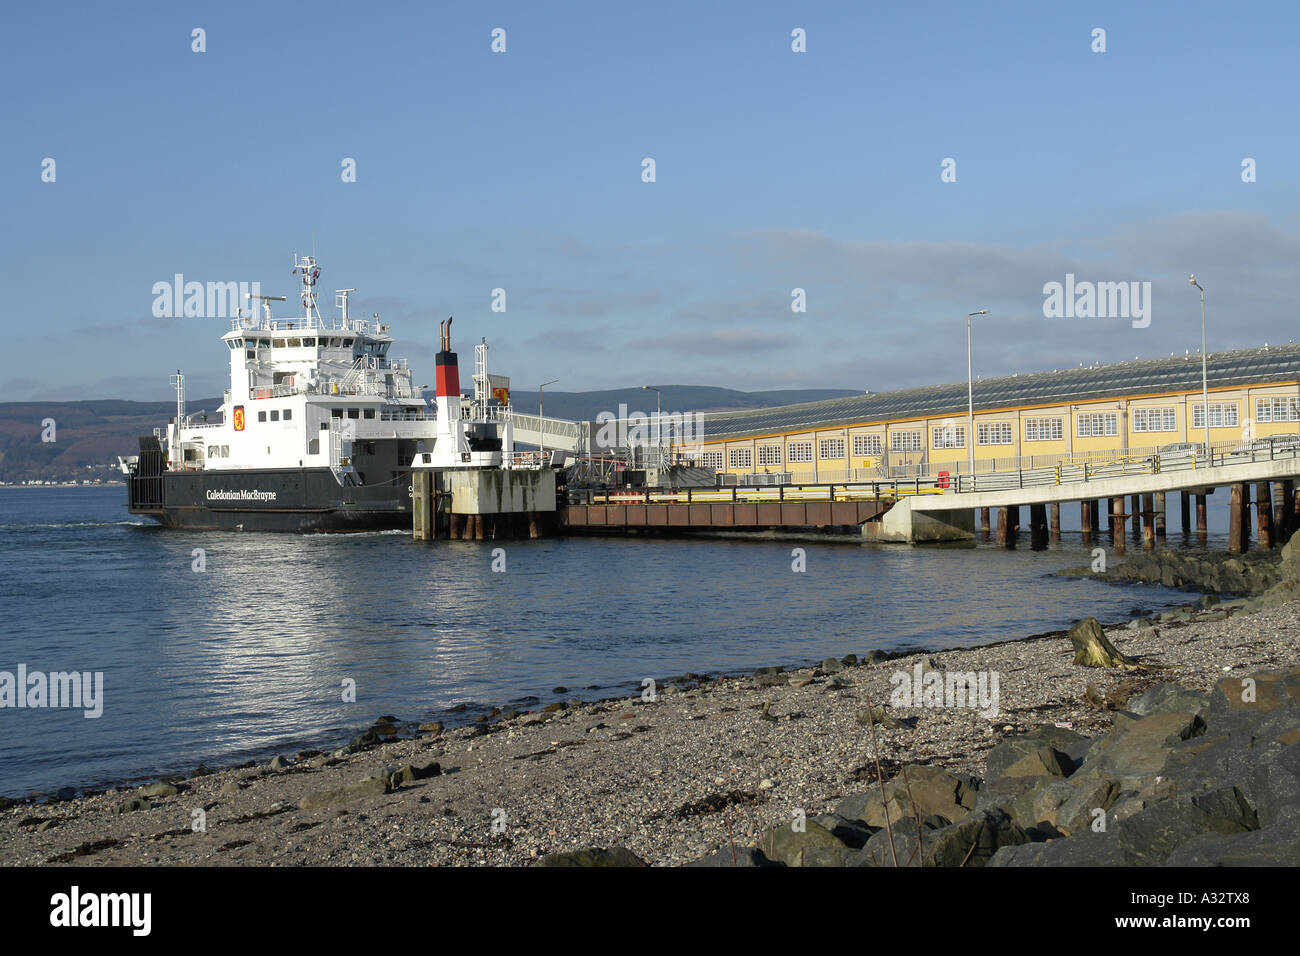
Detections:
[675, 345, 1300, 482]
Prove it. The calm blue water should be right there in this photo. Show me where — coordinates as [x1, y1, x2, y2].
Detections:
[0, 486, 1219, 799]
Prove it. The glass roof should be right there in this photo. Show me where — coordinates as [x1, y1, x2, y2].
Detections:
[696, 345, 1300, 441]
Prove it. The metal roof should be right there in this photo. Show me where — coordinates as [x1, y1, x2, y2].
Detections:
[695, 345, 1300, 442]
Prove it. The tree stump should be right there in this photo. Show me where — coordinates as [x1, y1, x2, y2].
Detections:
[1068, 617, 1142, 669]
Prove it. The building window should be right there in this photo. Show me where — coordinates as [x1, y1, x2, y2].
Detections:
[1132, 407, 1177, 432]
[787, 441, 813, 463]
[1256, 397, 1300, 423]
[701, 451, 723, 470]
[818, 438, 846, 459]
[1191, 403, 1239, 429]
[1077, 412, 1119, 437]
[852, 434, 882, 456]
[757, 445, 782, 466]
[890, 431, 922, 452]
[283, 409, 292, 421]
[931, 425, 965, 449]
[270, 410, 279, 422]
[729, 448, 753, 469]
[1024, 417, 1064, 442]
[977, 422, 1014, 445]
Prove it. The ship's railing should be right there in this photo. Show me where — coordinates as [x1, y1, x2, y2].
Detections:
[229, 315, 378, 335]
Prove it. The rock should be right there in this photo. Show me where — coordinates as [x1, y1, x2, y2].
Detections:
[268, 755, 291, 770]
[535, 846, 647, 867]
[841, 654, 859, 666]
[299, 775, 392, 810]
[37, 820, 57, 832]
[541, 702, 565, 713]
[820, 657, 845, 674]
[855, 809, 1025, 867]
[837, 765, 979, 828]
[220, 780, 243, 795]
[689, 846, 783, 867]
[115, 798, 150, 814]
[552, 686, 568, 694]
[1127, 683, 1210, 720]
[1165, 816, 1300, 865]
[767, 820, 850, 865]
[1080, 711, 1204, 787]
[388, 761, 442, 787]
[810, 813, 876, 849]
[855, 705, 911, 730]
[985, 737, 1075, 781]
[754, 672, 787, 688]
[417, 722, 444, 734]
[139, 782, 180, 798]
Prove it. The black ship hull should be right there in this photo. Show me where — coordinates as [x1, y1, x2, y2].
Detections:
[127, 465, 412, 532]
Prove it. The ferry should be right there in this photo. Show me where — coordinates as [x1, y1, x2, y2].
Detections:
[121, 256, 518, 531]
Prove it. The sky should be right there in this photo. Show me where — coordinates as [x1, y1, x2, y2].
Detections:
[2, 0, 1298, 404]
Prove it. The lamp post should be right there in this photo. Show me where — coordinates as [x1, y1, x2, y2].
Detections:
[539, 379, 558, 460]
[642, 385, 662, 470]
[1189, 275, 1209, 460]
[966, 310, 988, 485]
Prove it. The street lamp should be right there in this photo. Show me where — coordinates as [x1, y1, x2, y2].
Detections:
[966, 310, 988, 484]
[1189, 275, 1209, 460]
[539, 379, 558, 460]
[641, 385, 662, 470]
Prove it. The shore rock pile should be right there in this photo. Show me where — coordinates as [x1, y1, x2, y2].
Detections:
[1063, 547, 1282, 596]
[543, 664, 1300, 866]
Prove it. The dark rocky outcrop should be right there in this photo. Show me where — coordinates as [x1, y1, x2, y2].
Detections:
[691, 664, 1300, 867]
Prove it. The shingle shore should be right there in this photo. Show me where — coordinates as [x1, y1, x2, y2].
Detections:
[3, 593, 1294, 866]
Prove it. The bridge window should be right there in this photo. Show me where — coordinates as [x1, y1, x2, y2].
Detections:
[283, 409, 292, 421]
[1076, 412, 1118, 438]
[1256, 397, 1300, 423]
[270, 410, 279, 422]
[1191, 403, 1238, 429]
[302, 337, 315, 347]
[757, 445, 782, 466]
[347, 408, 360, 419]
[701, 451, 723, 470]
[931, 426, 965, 450]
[787, 441, 813, 463]
[852, 434, 882, 456]
[331, 408, 344, 419]
[1132, 407, 1177, 432]
[889, 431, 922, 453]
[1024, 417, 1064, 442]
[257, 411, 267, 423]
[363, 408, 376, 419]
[728, 448, 753, 469]
[819, 438, 846, 459]
[273, 339, 286, 348]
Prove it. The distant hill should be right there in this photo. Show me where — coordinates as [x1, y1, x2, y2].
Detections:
[0, 398, 220, 484]
[0, 387, 859, 482]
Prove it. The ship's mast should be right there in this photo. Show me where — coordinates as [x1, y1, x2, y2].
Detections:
[292, 255, 322, 327]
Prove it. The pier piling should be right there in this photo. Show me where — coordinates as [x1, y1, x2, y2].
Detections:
[1155, 492, 1166, 538]
[1111, 497, 1127, 556]
[1049, 502, 1060, 542]
[1256, 481, 1273, 549]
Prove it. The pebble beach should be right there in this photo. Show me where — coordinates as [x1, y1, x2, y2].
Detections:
[4, 590, 1296, 867]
